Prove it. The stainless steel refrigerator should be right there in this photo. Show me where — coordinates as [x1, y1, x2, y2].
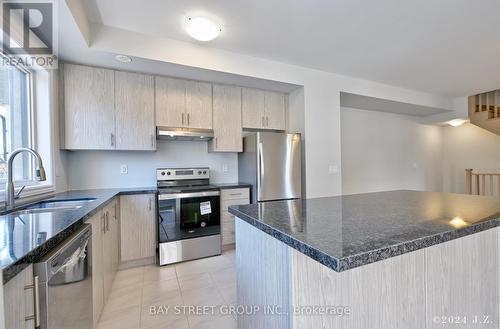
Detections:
[238, 132, 302, 202]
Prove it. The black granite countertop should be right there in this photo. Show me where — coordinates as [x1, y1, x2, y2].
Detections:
[0, 187, 156, 283]
[228, 190, 500, 272]
[1, 183, 250, 283]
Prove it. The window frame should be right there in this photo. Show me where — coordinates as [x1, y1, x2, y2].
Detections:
[0, 51, 37, 185]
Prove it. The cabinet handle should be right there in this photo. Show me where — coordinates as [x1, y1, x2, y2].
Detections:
[266, 116, 269, 127]
[106, 212, 110, 232]
[114, 203, 117, 219]
[187, 113, 190, 126]
[262, 116, 265, 127]
[102, 213, 106, 233]
[110, 133, 115, 146]
[182, 113, 185, 125]
[151, 135, 155, 147]
[215, 137, 218, 149]
[34, 276, 40, 327]
[148, 197, 152, 211]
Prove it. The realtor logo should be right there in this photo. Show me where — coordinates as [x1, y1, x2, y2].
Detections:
[1, 0, 58, 68]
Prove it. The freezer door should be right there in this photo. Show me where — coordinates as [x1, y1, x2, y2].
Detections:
[257, 132, 302, 201]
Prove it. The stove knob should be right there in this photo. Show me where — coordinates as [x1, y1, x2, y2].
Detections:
[166, 171, 171, 176]
[198, 170, 202, 175]
[161, 171, 166, 176]
[203, 170, 207, 175]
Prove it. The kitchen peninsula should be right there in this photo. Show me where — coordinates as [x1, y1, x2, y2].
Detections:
[228, 190, 500, 329]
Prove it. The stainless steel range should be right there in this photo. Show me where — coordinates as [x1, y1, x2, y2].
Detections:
[156, 167, 221, 265]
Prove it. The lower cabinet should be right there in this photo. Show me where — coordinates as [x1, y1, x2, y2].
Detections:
[221, 188, 250, 245]
[3, 265, 35, 329]
[120, 193, 156, 262]
[89, 197, 120, 328]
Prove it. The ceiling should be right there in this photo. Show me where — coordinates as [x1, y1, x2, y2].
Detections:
[57, 2, 300, 93]
[340, 92, 451, 117]
[79, 0, 500, 97]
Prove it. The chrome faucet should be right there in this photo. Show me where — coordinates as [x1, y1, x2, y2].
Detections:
[5, 148, 47, 208]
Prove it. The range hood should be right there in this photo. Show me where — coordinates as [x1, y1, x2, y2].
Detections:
[156, 127, 214, 141]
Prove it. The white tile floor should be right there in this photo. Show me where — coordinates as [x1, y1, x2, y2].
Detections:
[97, 250, 237, 329]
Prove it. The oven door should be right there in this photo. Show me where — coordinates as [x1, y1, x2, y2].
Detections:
[158, 191, 220, 231]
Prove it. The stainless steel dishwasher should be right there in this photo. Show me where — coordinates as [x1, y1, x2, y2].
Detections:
[34, 225, 93, 329]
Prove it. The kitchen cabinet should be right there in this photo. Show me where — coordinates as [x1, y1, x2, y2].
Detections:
[220, 187, 250, 245]
[88, 197, 120, 328]
[62, 64, 156, 151]
[242, 88, 286, 130]
[3, 265, 35, 329]
[209, 84, 243, 152]
[115, 71, 156, 150]
[120, 194, 156, 262]
[155, 77, 213, 129]
[62, 64, 115, 150]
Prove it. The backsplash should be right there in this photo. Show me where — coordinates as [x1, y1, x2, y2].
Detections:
[66, 140, 238, 189]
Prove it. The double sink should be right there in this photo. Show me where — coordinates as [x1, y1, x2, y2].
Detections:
[3, 198, 96, 216]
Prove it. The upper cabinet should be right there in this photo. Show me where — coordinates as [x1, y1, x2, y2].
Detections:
[115, 71, 156, 150]
[62, 64, 115, 150]
[155, 77, 212, 130]
[209, 84, 242, 152]
[62, 63, 288, 153]
[62, 64, 156, 151]
[242, 88, 286, 131]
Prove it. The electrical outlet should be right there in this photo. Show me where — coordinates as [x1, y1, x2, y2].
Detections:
[222, 164, 229, 173]
[120, 165, 128, 174]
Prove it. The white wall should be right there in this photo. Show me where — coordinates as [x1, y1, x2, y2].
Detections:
[442, 123, 500, 194]
[341, 107, 443, 194]
[66, 140, 237, 189]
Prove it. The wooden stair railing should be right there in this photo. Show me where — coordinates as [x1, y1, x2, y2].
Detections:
[468, 90, 500, 136]
[466, 169, 500, 196]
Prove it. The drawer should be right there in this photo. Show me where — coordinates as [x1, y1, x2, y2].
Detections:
[222, 198, 250, 213]
[221, 188, 250, 201]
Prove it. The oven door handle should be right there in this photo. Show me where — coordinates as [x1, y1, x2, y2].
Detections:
[158, 191, 220, 200]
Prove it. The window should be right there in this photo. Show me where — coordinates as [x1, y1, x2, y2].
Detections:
[0, 60, 33, 183]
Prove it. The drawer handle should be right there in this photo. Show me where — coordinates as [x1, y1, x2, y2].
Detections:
[229, 193, 242, 196]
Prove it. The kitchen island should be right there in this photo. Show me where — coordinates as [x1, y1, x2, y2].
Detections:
[228, 190, 500, 329]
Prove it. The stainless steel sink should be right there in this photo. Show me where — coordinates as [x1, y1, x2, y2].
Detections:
[9, 206, 83, 215]
[31, 198, 96, 209]
[6, 198, 96, 216]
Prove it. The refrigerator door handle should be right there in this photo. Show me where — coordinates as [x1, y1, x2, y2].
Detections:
[258, 142, 264, 196]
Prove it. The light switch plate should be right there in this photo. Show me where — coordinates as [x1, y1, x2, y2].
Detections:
[328, 165, 338, 174]
[120, 165, 128, 174]
[222, 164, 229, 173]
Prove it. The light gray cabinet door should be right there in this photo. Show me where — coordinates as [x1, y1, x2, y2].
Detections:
[186, 80, 213, 129]
[3, 265, 35, 329]
[264, 91, 286, 130]
[115, 71, 156, 150]
[120, 194, 156, 262]
[242, 87, 265, 129]
[155, 76, 186, 128]
[210, 84, 242, 152]
[63, 64, 115, 150]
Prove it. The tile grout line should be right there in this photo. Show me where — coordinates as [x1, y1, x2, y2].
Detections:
[175, 265, 193, 329]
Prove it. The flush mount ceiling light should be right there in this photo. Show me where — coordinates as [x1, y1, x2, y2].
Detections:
[447, 118, 467, 127]
[186, 17, 221, 41]
[115, 54, 132, 63]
